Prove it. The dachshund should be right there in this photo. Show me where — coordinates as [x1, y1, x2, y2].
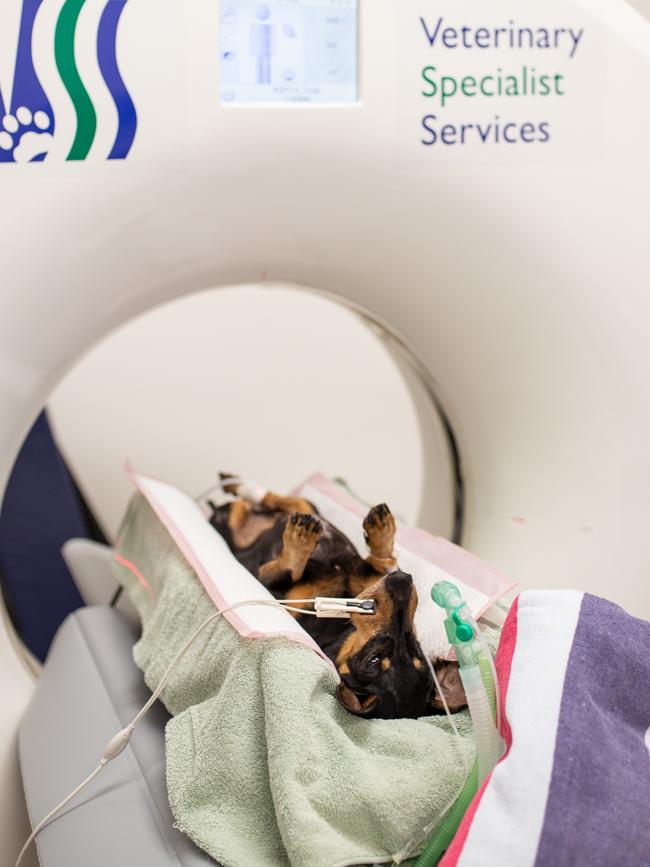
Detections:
[208, 477, 465, 720]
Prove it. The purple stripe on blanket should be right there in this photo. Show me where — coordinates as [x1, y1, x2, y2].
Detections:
[535, 594, 650, 866]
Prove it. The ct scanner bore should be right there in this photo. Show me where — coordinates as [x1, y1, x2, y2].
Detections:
[2, 0, 650, 861]
[46, 284, 465, 545]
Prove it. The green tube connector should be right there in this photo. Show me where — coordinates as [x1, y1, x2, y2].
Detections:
[433, 581, 483, 669]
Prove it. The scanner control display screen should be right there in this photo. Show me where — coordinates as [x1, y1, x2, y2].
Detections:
[220, 0, 358, 104]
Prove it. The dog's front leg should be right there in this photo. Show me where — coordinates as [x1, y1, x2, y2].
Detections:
[363, 504, 398, 573]
[259, 513, 322, 587]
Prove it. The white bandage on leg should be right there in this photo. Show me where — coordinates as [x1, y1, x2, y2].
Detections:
[237, 480, 269, 505]
[218, 476, 243, 491]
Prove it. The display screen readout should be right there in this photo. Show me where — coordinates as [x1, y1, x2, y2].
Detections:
[219, 0, 358, 104]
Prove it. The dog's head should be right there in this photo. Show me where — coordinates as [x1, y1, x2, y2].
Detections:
[335, 570, 436, 720]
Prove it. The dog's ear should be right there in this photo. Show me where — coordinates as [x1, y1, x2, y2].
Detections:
[432, 661, 467, 712]
[336, 682, 380, 716]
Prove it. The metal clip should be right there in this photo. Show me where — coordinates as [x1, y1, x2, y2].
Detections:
[313, 597, 377, 619]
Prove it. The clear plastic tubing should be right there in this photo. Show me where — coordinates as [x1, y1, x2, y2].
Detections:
[460, 664, 499, 787]
[412, 581, 503, 867]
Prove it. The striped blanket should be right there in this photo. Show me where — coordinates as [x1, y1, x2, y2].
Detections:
[442, 590, 650, 867]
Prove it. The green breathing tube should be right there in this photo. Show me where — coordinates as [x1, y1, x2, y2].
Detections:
[412, 581, 502, 867]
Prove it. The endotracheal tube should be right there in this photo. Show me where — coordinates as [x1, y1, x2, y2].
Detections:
[396, 580, 504, 866]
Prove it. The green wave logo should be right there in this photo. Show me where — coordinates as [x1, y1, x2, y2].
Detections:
[55, 0, 97, 160]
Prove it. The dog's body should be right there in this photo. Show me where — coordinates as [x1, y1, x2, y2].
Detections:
[209, 479, 465, 719]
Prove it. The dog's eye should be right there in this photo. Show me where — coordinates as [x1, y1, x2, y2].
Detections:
[367, 656, 381, 668]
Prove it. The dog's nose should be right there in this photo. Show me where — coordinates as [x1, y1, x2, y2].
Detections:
[385, 570, 414, 604]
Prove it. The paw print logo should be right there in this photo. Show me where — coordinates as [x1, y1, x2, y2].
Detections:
[0, 107, 53, 164]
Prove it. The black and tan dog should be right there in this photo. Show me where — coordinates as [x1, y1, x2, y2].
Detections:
[208, 478, 465, 720]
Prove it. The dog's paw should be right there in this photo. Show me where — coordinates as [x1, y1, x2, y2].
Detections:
[364, 503, 396, 535]
[285, 512, 323, 551]
[363, 503, 396, 555]
[0, 107, 53, 163]
[219, 472, 241, 495]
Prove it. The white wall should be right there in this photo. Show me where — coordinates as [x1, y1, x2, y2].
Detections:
[627, 0, 650, 18]
[48, 286, 456, 539]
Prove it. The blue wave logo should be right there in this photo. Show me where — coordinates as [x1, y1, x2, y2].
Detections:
[0, 0, 137, 163]
[98, 0, 137, 159]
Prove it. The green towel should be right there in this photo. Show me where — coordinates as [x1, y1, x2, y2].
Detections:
[114, 493, 494, 867]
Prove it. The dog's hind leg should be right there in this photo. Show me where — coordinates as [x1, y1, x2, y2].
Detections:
[227, 499, 252, 544]
[219, 472, 316, 516]
[259, 513, 323, 587]
[261, 491, 317, 516]
[210, 497, 277, 551]
[363, 504, 398, 573]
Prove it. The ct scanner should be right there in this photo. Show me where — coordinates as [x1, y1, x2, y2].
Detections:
[2, 0, 650, 863]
